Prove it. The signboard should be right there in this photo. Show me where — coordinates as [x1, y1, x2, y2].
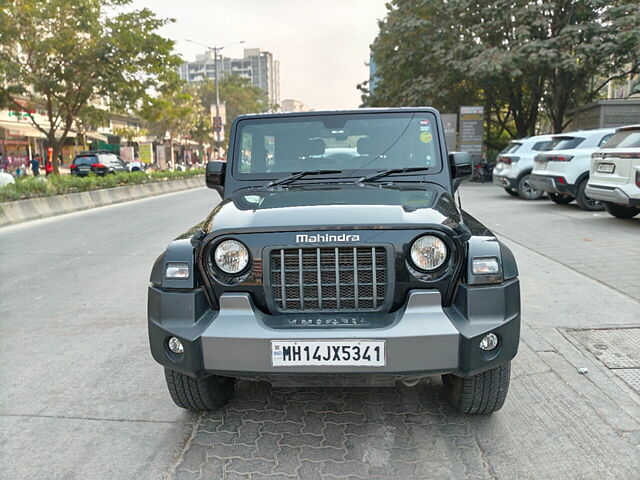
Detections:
[210, 104, 226, 139]
[139, 143, 153, 164]
[459, 106, 484, 163]
[441, 114, 457, 151]
[120, 146, 134, 163]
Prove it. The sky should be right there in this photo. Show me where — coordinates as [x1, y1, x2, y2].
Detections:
[130, 0, 389, 110]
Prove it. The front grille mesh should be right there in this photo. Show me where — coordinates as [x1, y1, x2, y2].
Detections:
[270, 247, 387, 313]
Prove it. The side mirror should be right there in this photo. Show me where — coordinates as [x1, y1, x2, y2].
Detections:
[206, 161, 226, 195]
[449, 151, 472, 185]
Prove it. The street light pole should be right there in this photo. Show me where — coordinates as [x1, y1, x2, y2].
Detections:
[185, 39, 245, 160]
[213, 46, 221, 150]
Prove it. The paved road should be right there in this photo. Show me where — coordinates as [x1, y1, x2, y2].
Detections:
[1, 184, 638, 479]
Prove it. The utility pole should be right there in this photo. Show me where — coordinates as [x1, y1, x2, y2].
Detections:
[186, 39, 245, 159]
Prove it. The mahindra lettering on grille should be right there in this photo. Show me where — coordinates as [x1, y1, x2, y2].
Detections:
[270, 247, 387, 313]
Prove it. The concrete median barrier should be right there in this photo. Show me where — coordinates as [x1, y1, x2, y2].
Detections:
[0, 176, 203, 227]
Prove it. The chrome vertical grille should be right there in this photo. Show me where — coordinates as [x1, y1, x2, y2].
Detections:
[270, 246, 387, 313]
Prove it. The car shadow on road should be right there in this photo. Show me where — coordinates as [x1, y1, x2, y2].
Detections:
[173, 379, 494, 479]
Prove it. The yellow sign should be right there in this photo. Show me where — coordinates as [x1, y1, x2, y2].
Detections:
[139, 143, 153, 164]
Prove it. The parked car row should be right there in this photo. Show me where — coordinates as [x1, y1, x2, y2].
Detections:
[69, 151, 146, 177]
[492, 125, 640, 219]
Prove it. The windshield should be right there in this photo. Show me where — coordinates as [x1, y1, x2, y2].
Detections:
[531, 140, 554, 151]
[548, 136, 584, 150]
[601, 129, 640, 149]
[73, 155, 97, 166]
[233, 112, 442, 179]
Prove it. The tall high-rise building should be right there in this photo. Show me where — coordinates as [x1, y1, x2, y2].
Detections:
[179, 48, 280, 107]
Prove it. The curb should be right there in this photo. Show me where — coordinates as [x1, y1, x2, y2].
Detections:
[0, 176, 204, 227]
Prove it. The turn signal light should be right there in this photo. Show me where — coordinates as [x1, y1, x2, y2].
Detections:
[472, 257, 500, 275]
[91, 163, 105, 168]
[636, 171, 640, 188]
[69, 164, 77, 169]
[165, 262, 190, 279]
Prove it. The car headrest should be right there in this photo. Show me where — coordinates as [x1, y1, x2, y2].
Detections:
[357, 137, 374, 155]
[307, 139, 325, 156]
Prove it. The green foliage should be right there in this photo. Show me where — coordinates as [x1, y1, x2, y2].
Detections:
[195, 75, 269, 143]
[363, 0, 640, 137]
[0, 0, 181, 169]
[139, 83, 202, 142]
[0, 169, 205, 202]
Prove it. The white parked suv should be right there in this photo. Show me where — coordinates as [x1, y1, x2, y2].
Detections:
[492, 134, 555, 199]
[586, 125, 640, 219]
[530, 128, 615, 211]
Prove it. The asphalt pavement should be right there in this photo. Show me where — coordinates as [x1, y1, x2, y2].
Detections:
[0, 183, 638, 480]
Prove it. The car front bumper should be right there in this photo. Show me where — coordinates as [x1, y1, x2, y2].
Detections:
[585, 184, 640, 207]
[492, 173, 517, 190]
[148, 280, 520, 380]
[530, 174, 576, 196]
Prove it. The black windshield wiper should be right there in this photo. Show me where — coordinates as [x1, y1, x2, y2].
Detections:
[356, 167, 431, 183]
[266, 169, 343, 187]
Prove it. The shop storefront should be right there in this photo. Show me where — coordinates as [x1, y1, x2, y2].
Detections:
[0, 120, 45, 172]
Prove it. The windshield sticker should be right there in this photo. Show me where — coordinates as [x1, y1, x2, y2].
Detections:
[420, 132, 433, 143]
[420, 119, 430, 125]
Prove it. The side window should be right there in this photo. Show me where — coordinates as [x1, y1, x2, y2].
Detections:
[265, 135, 275, 170]
[239, 132, 253, 173]
[239, 131, 270, 173]
[598, 134, 613, 147]
[532, 141, 552, 151]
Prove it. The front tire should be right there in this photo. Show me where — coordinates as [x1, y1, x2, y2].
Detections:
[517, 174, 544, 200]
[164, 368, 236, 411]
[549, 193, 574, 204]
[442, 362, 511, 414]
[576, 179, 604, 211]
[603, 202, 640, 219]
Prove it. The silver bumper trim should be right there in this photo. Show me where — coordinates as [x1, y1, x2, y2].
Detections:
[585, 184, 632, 205]
[529, 175, 559, 193]
[201, 291, 460, 374]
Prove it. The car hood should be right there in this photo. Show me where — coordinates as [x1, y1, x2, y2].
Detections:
[202, 183, 462, 234]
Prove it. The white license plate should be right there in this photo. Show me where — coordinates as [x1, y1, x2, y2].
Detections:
[271, 340, 385, 367]
[597, 163, 615, 173]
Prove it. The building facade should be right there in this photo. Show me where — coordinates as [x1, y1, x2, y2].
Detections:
[280, 99, 311, 112]
[179, 48, 280, 107]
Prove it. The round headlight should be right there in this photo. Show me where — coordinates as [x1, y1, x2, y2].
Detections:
[214, 240, 250, 274]
[410, 235, 448, 271]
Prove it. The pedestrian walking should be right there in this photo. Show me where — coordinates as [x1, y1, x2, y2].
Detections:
[31, 155, 40, 176]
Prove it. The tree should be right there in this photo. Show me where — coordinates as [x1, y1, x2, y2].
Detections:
[139, 86, 201, 164]
[536, 0, 640, 132]
[362, 0, 640, 141]
[195, 75, 269, 144]
[0, 0, 180, 173]
[74, 105, 108, 150]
